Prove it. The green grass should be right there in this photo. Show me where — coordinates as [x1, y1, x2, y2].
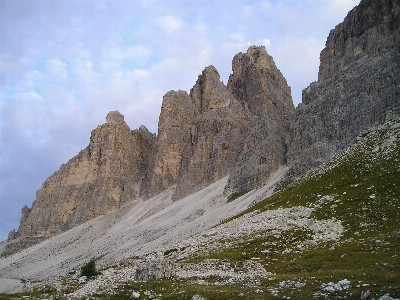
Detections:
[227, 191, 249, 203]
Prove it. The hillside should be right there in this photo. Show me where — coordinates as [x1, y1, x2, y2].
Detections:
[0, 106, 399, 300]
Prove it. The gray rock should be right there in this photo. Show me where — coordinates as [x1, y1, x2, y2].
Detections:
[3, 111, 156, 256]
[378, 294, 400, 300]
[134, 259, 175, 282]
[361, 290, 371, 300]
[287, 0, 400, 177]
[227, 46, 295, 193]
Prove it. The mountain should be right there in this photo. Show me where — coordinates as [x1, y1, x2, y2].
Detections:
[0, 0, 399, 297]
[0, 103, 399, 299]
[3, 112, 156, 256]
[4, 46, 294, 256]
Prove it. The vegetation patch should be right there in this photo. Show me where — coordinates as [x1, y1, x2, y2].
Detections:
[164, 248, 178, 256]
[227, 191, 248, 203]
[80, 258, 98, 278]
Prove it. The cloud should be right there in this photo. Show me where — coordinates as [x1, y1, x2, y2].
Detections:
[158, 15, 184, 33]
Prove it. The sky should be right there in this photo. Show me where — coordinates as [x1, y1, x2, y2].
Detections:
[0, 0, 360, 242]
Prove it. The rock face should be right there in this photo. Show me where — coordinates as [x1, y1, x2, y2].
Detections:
[143, 66, 254, 200]
[6, 111, 155, 251]
[227, 46, 295, 192]
[144, 50, 293, 200]
[287, 0, 400, 174]
[143, 90, 195, 199]
[172, 66, 253, 199]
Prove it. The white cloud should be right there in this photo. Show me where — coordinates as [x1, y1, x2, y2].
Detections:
[158, 15, 184, 34]
[14, 91, 43, 103]
[260, 1, 272, 11]
[46, 59, 68, 80]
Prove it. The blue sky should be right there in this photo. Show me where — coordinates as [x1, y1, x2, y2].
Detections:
[0, 0, 360, 241]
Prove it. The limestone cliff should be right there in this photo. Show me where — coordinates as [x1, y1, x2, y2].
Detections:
[227, 46, 295, 192]
[143, 90, 194, 199]
[287, 0, 400, 175]
[5, 111, 155, 255]
[143, 66, 254, 200]
[173, 66, 253, 200]
[144, 51, 293, 200]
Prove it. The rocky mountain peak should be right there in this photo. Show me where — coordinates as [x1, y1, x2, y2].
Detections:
[226, 45, 295, 192]
[190, 65, 233, 115]
[106, 110, 125, 124]
[232, 45, 275, 74]
[228, 45, 292, 116]
[318, 0, 399, 81]
[4, 112, 156, 256]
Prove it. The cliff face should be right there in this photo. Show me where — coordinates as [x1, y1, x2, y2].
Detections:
[144, 48, 294, 200]
[287, 0, 400, 174]
[227, 46, 295, 192]
[143, 90, 195, 199]
[173, 66, 253, 200]
[12, 111, 155, 241]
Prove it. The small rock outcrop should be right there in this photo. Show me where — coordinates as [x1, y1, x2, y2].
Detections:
[288, 0, 400, 174]
[5, 111, 155, 254]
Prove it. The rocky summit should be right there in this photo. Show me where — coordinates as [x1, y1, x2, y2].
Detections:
[4, 111, 156, 256]
[1, 2, 399, 297]
[4, 43, 297, 254]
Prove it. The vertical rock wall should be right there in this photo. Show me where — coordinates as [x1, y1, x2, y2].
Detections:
[14, 111, 155, 240]
[173, 66, 253, 200]
[227, 46, 295, 192]
[143, 90, 194, 198]
[287, 0, 400, 175]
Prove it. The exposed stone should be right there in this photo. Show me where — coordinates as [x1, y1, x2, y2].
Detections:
[173, 66, 254, 200]
[227, 46, 295, 192]
[134, 259, 176, 281]
[143, 90, 194, 198]
[144, 49, 295, 201]
[4, 111, 156, 255]
[287, 0, 400, 176]
[191, 295, 205, 300]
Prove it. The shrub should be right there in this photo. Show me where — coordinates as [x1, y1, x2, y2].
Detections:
[80, 258, 97, 278]
[164, 248, 178, 256]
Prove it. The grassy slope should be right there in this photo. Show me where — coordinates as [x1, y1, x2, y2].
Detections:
[173, 119, 399, 299]
[2, 120, 399, 299]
